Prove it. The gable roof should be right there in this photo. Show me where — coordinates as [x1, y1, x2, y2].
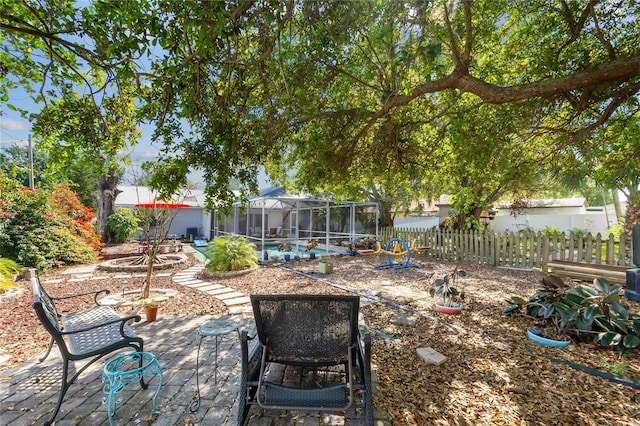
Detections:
[115, 185, 206, 208]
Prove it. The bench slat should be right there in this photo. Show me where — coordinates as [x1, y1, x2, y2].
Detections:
[61, 306, 137, 355]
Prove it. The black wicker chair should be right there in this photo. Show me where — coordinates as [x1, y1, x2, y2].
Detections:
[238, 294, 373, 425]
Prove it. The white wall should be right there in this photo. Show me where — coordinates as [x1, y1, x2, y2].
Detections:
[394, 216, 440, 229]
[488, 212, 614, 235]
[170, 209, 207, 238]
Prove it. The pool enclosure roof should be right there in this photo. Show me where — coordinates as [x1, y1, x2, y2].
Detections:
[213, 187, 379, 253]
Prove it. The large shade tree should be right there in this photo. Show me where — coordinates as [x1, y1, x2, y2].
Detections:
[136, 0, 640, 224]
[1, 1, 140, 241]
[2, 1, 639, 228]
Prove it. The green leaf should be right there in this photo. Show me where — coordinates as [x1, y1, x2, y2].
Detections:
[509, 296, 527, 305]
[622, 334, 640, 349]
[541, 304, 555, 319]
[503, 304, 520, 316]
[593, 277, 611, 293]
[598, 332, 622, 347]
[575, 316, 593, 331]
[564, 293, 586, 306]
[609, 302, 629, 320]
[574, 285, 598, 298]
[611, 319, 629, 334]
[583, 305, 599, 322]
[560, 308, 579, 323]
[603, 292, 621, 303]
[594, 317, 615, 332]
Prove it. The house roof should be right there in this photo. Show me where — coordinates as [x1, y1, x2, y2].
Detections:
[115, 185, 206, 208]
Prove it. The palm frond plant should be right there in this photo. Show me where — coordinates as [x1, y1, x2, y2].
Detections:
[204, 235, 258, 273]
[0, 257, 21, 294]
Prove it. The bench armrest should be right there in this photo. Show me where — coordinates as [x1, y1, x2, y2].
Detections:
[60, 314, 141, 337]
[52, 289, 111, 305]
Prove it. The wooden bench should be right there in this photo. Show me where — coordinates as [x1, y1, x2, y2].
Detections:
[32, 275, 145, 426]
[546, 260, 628, 286]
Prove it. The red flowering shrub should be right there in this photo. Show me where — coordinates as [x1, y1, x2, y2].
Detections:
[49, 185, 103, 253]
[0, 172, 99, 271]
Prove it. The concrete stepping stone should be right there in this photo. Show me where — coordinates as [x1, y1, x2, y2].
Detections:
[188, 282, 224, 290]
[207, 287, 235, 296]
[193, 284, 224, 293]
[222, 296, 251, 306]
[172, 279, 203, 286]
[417, 347, 446, 365]
[216, 291, 245, 300]
[391, 314, 417, 327]
[229, 305, 253, 315]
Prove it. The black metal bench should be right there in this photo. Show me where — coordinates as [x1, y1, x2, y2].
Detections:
[31, 274, 145, 426]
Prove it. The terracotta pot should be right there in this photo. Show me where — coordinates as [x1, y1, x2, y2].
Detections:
[144, 306, 158, 322]
[433, 302, 463, 315]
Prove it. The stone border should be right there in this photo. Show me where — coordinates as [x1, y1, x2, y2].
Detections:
[99, 288, 179, 307]
[97, 254, 188, 272]
[201, 266, 258, 279]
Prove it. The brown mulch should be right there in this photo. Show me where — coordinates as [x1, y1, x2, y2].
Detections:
[2, 244, 640, 425]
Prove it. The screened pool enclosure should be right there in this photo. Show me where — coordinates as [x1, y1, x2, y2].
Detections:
[211, 187, 379, 257]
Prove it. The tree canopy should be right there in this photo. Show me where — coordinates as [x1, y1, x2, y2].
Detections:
[2, 0, 639, 228]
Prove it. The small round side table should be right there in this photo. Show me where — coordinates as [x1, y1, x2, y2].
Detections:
[102, 351, 163, 426]
[189, 317, 239, 412]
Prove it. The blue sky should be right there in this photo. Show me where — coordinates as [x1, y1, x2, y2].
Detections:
[0, 86, 272, 189]
[0, 86, 162, 166]
[0, 85, 213, 186]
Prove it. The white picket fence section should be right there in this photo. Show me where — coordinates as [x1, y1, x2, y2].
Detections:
[380, 227, 634, 268]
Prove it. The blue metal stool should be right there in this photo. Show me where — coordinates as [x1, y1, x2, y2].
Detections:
[102, 351, 163, 425]
[189, 317, 239, 412]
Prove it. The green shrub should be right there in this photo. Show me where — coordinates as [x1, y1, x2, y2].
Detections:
[203, 235, 258, 273]
[539, 226, 563, 238]
[106, 208, 141, 243]
[605, 223, 624, 240]
[11, 226, 98, 271]
[0, 172, 98, 271]
[505, 275, 640, 351]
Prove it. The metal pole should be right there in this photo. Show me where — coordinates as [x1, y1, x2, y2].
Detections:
[28, 134, 34, 188]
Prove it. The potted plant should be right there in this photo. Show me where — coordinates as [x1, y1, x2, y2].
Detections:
[142, 298, 159, 322]
[305, 240, 318, 259]
[504, 275, 640, 350]
[504, 274, 571, 346]
[318, 257, 333, 274]
[278, 242, 292, 261]
[427, 265, 466, 315]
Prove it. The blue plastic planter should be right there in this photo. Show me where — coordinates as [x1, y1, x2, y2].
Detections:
[527, 327, 570, 347]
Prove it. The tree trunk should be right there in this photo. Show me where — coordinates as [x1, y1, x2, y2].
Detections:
[624, 193, 640, 237]
[613, 190, 623, 223]
[451, 206, 483, 230]
[96, 168, 121, 243]
[378, 201, 394, 228]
